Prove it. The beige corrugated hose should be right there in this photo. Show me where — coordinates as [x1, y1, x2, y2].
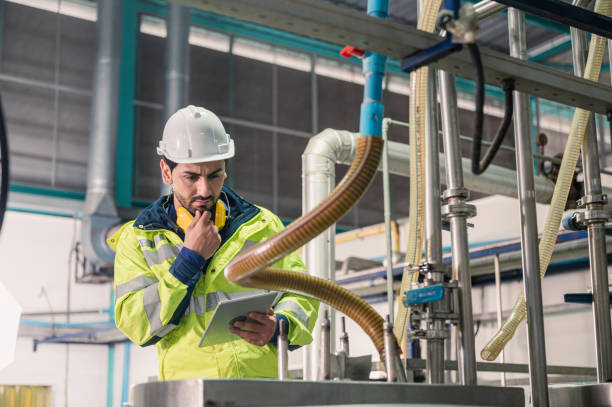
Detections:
[394, 0, 442, 345]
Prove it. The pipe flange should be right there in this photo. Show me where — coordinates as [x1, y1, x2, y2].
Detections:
[442, 187, 469, 201]
[582, 209, 611, 224]
[577, 193, 607, 208]
[441, 202, 477, 220]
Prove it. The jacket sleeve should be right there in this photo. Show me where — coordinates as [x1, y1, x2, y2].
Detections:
[265, 216, 320, 347]
[112, 224, 202, 346]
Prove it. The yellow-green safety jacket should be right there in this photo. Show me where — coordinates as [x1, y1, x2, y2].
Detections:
[109, 186, 319, 380]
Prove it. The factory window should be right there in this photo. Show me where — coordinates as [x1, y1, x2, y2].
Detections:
[0, 0, 95, 191]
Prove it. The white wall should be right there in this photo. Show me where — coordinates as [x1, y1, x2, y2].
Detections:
[0, 210, 157, 407]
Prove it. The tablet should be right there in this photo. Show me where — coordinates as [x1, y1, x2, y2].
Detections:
[198, 291, 281, 347]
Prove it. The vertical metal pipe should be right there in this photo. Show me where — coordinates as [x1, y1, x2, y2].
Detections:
[339, 316, 350, 356]
[570, 22, 612, 383]
[85, 0, 122, 218]
[319, 311, 331, 380]
[272, 63, 279, 214]
[424, 68, 445, 385]
[382, 119, 395, 322]
[302, 137, 335, 380]
[508, 8, 549, 406]
[164, 2, 189, 120]
[277, 318, 289, 380]
[438, 69, 477, 386]
[493, 255, 507, 386]
[162, 1, 190, 196]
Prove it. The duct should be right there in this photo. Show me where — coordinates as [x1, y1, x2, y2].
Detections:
[160, 2, 190, 195]
[81, 0, 122, 265]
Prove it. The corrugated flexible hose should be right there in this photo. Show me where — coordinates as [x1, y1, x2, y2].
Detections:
[481, 0, 612, 361]
[225, 136, 389, 356]
[394, 0, 442, 345]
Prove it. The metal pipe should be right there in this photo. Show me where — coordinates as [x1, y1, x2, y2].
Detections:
[164, 2, 190, 121]
[424, 68, 445, 385]
[82, 0, 122, 264]
[382, 119, 395, 322]
[570, 18, 612, 382]
[277, 318, 289, 380]
[508, 8, 549, 406]
[339, 316, 350, 356]
[474, 1, 507, 20]
[438, 69, 477, 386]
[319, 311, 331, 380]
[302, 132, 336, 380]
[493, 255, 507, 386]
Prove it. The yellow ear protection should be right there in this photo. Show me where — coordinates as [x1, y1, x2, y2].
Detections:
[176, 200, 227, 233]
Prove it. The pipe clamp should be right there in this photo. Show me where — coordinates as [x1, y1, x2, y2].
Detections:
[442, 187, 469, 200]
[441, 202, 477, 219]
[577, 193, 607, 207]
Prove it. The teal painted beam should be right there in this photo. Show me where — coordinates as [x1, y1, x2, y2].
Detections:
[7, 207, 75, 218]
[530, 40, 571, 62]
[10, 184, 84, 200]
[116, 0, 139, 208]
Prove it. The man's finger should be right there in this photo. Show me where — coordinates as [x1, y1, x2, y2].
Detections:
[248, 312, 273, 325]
[233, 320, 264, 333]
[199, 210, 211, 224]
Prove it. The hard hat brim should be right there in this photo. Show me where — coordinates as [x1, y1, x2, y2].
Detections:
[157, 140, 235, 164]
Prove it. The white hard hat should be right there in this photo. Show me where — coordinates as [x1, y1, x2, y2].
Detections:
[157, 105, 235, 163]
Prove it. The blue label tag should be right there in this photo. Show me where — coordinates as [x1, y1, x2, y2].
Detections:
[405, 284, 445, 306]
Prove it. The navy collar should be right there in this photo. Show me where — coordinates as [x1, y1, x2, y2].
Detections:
[134, 186, 261, 243]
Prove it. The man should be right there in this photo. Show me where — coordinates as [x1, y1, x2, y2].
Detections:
[109, 105, 318, 380]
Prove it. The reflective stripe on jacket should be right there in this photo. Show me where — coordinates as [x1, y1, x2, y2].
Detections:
[109, 191, 319, 380]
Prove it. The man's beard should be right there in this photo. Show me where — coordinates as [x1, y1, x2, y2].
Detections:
[174, 191, 218, 215]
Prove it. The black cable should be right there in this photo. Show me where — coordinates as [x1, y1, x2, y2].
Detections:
[477, 79, 515, 172]
[468, 43, 485, 176]
[0, 96, 8, 235]
[468, 42, 516, 175]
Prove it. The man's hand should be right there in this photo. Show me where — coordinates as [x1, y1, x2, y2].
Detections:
[229, 308, 277, 347]
[183, 210, 221, 260]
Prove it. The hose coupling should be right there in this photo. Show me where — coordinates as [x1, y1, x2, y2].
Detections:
[440, 3, 478, 44]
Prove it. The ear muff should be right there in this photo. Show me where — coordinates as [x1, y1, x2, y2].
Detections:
[213, 199, 227, 230]
[176, 200, 227, 233]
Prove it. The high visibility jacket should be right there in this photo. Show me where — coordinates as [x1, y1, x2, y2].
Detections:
[109, 187, 319, 380]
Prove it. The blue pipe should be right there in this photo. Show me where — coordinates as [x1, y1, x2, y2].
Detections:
[107, 344, 115, 407]
[121, 342, 131, 405]
[359, 0, 388, 138]
[21, 319, 113, 328]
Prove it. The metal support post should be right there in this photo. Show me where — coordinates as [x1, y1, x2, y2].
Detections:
[438, 69, 477, 386]
[508, 8, 549, 406]
[277, 318, 289, 380]
[493, 255, 507, 386]
[382, 119, 395, 322]
[424, 68, 446, 385]
[570, 21, 612, 383]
